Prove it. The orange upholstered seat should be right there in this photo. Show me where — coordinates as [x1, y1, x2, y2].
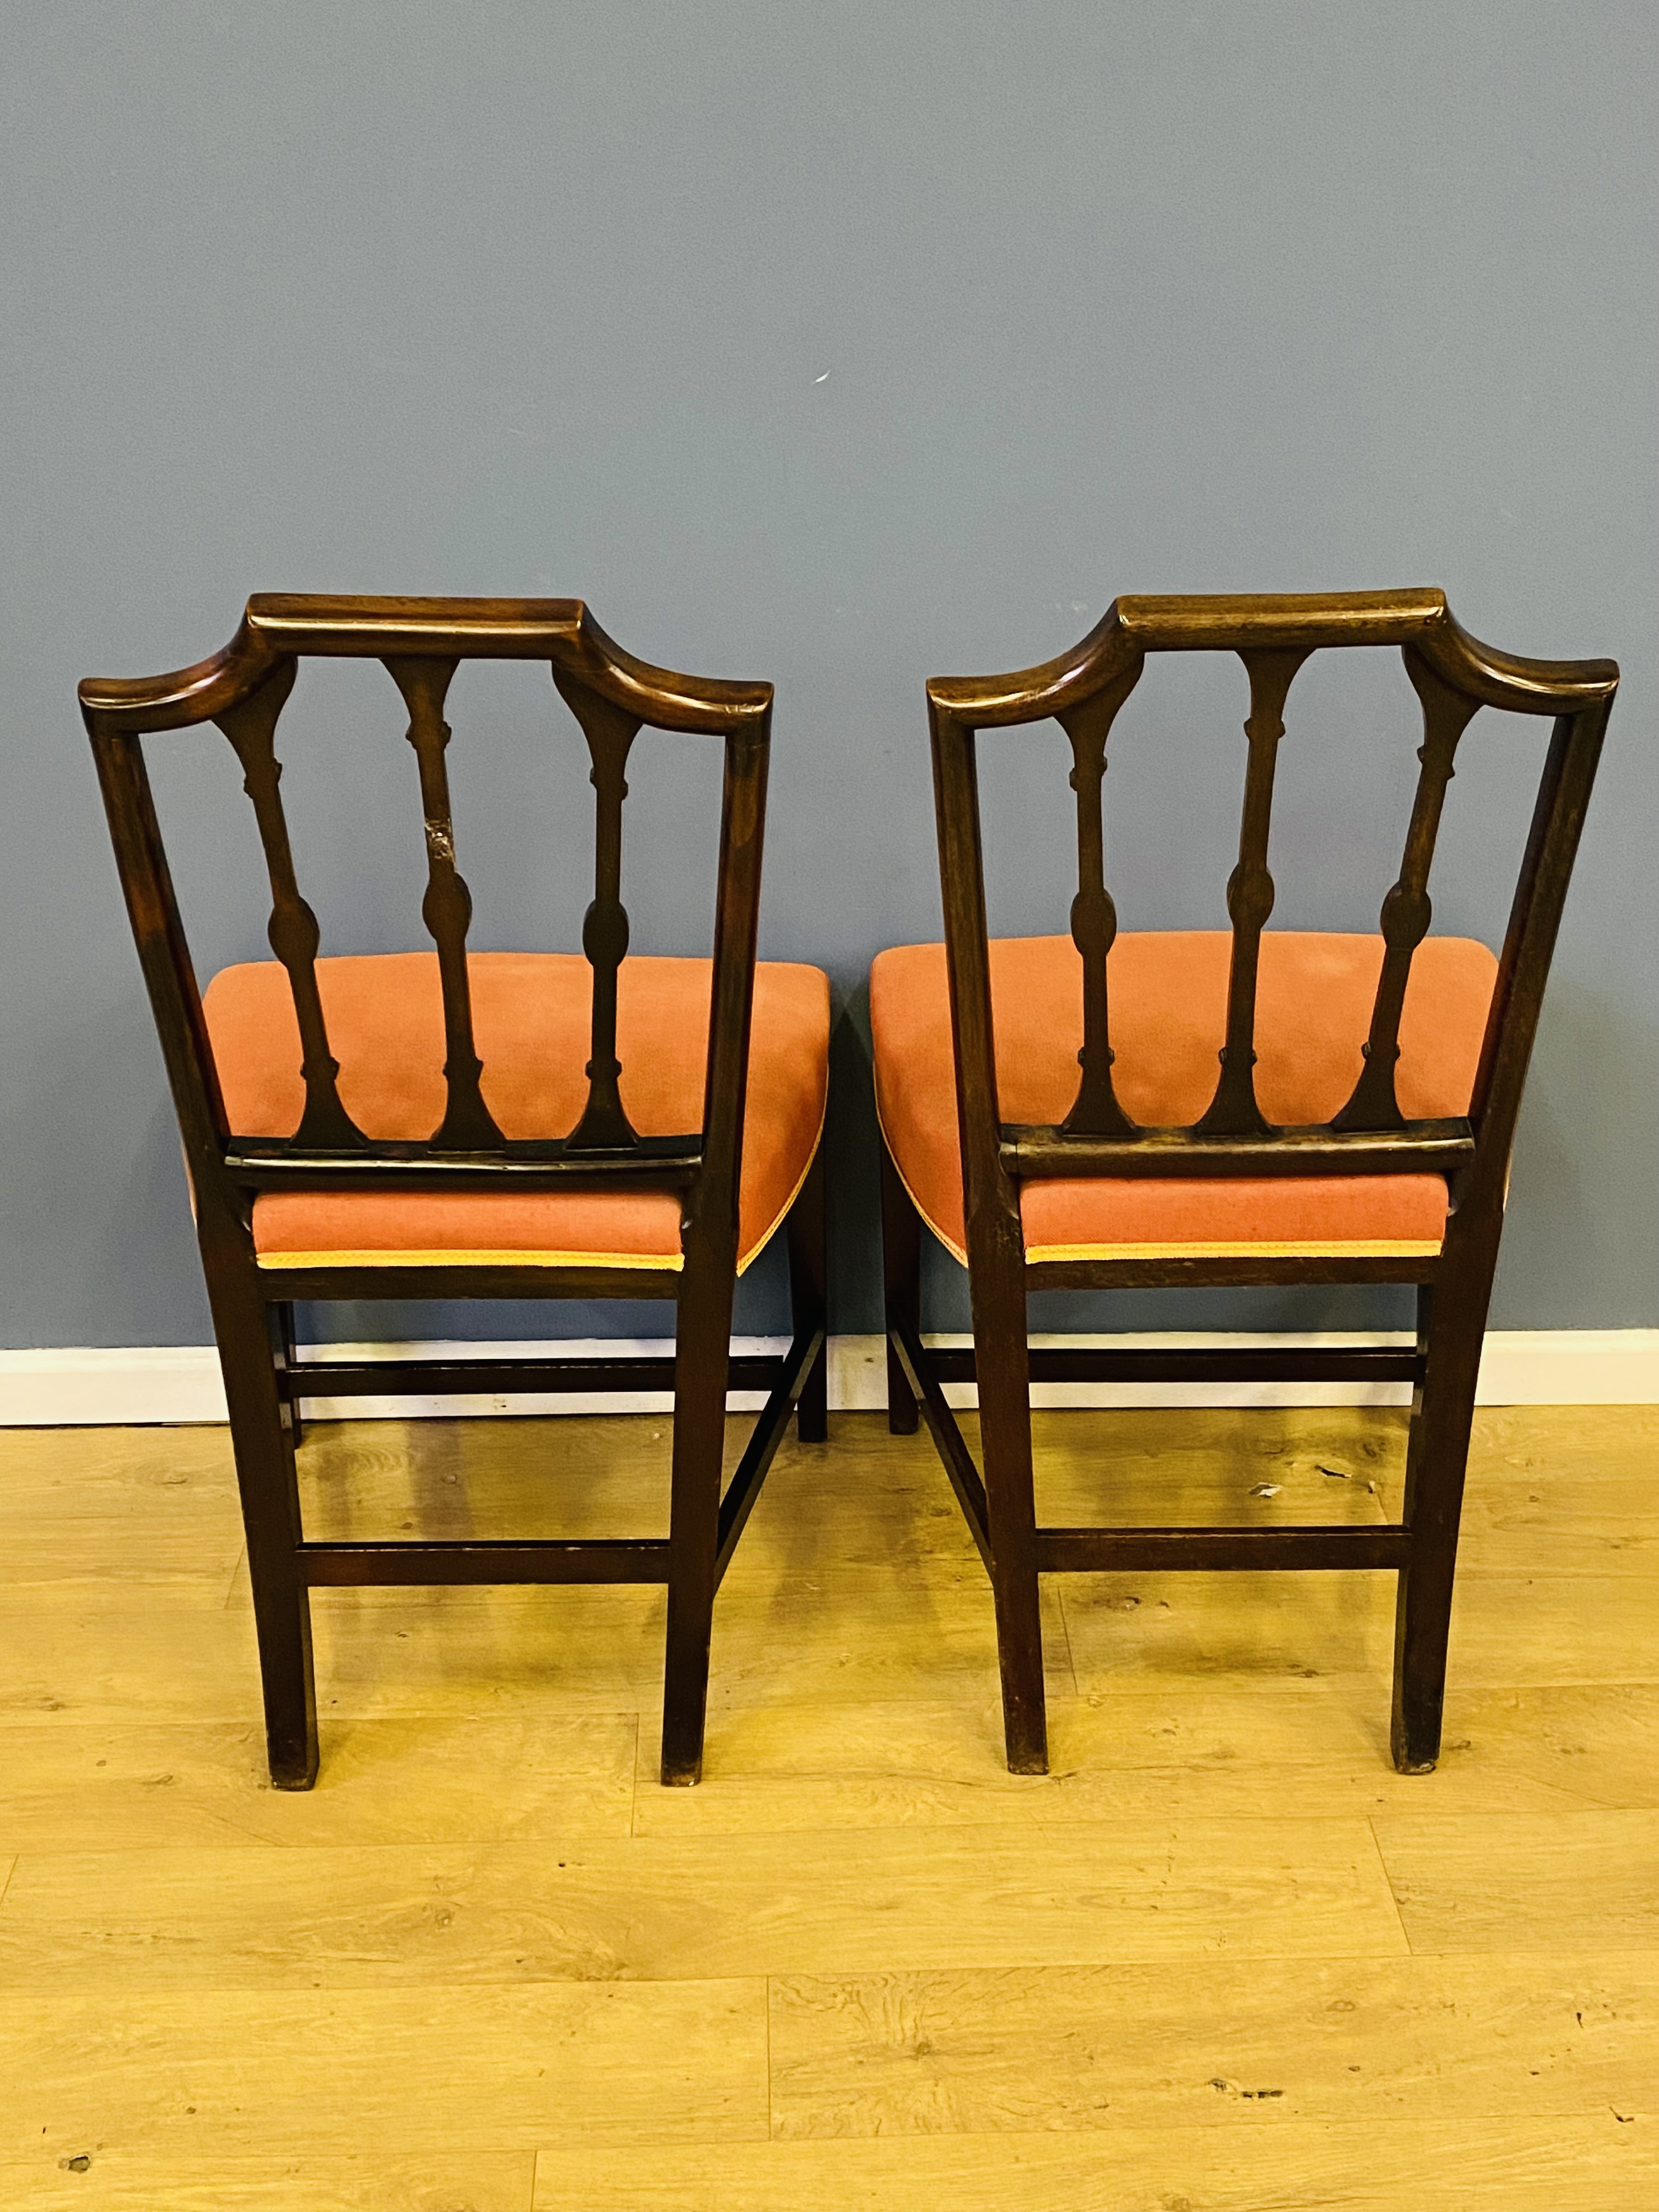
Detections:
[870, 930, 1497, 1265]
[202, 952, 830, 1274]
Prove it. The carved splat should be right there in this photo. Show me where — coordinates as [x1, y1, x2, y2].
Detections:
[553, 670, 644, 1151]
[215, 659, 365, 1149]
[1334, 647, 1482, 1131]
[384, 656, 504, 1150]
[1058, 662, 1143, 1136]
[1195, 647, 1311, 1136]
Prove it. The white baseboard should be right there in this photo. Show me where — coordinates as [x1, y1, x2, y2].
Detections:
[1, 1329, 1656, 1426]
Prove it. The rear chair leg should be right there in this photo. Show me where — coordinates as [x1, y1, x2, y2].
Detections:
[1391, 1276, 1486, 1773]
[207, 1266, 318, 1789]
[971, 1232, 1048, 1775]
[879, 1135, 921, 1435]
[661, 1250, 736, 1785]
[787, 1148, 829, 1444]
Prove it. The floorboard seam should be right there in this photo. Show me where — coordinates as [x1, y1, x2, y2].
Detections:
[765, 1973, 775, 2142]
[628, 1711, 641, 1839]
[1366, 1812, 1416, 1954]
[1049, 1577, 1081, 1699]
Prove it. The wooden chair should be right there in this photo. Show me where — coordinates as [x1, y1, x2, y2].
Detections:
[83, 596, 830, 1789]
[872, 589, 1616, 1775]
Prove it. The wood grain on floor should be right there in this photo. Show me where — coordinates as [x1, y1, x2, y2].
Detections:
[0, 1402, 1655, 2209]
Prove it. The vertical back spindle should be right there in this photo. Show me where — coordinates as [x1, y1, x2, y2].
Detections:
[1195, 647, 1310, 1135]
[554, 671, 644, 1151]
[1333, 647, 1482, 1130]
[384, 656, 504, 1149]
[1058, 662, 1142, 1136]
[216, 661, 364, 1149]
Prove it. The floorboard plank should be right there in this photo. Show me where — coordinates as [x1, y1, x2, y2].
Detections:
[0, 2151, 534, 2210]
[0, 1545, 245, 1611]
[766, 1953, 1659, 2136]
[633, 1680, 1659, 1833]
[1373, 1809, 1659, 1954]
[0, 1426, 243, 1521]
[1060, 1567, 1659, 1689]
[537, 2113, 1656, 2210]
[0, 1819, 1407, 1988]
[0, 1984, 768, 2155]
[0, 1717, 636, 1847]
[0, 1573, 1070, 1731]
[1, 1404, 1655, 2190]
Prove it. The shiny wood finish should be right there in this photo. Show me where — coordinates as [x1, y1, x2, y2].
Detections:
[1335, 651, 1483, 1131]
[215, 663, 364, 1152]
[900, 587, 1617, 1776]
[385, 653, 504, 1151]
[1193, 646, 1307, 1137]
[83, 596, 827, 1791]
[1055, 660, 1141, 1137]
[551, 667, 648, 1152]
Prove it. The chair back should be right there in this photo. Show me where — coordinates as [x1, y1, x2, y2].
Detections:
[82, 597, 773, 1257]
[926, 590, 1616, 1241]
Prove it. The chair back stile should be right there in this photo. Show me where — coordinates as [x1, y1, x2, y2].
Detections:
[925, 590, 1618, 1265]
[81, 598, 775, 1257]
[692, 720, 771, 1269]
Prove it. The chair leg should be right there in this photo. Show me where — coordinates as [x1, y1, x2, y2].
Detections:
[971, 1237, 1048, 1775]
[206, 1262, 318, 1790]
[879, 1135, 921, 1435]
[660, 1249, 736, 1786]
[1391, 1267, 1489, 1773]
[787, 1148, 829, 1444]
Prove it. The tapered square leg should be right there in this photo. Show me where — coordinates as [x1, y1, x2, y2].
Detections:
[208, 1269, 318, 1790]
[661, 1252, 736, 1786]
[1391, 1276, 1486, 1774]
[970, 1237, 1048, 1776]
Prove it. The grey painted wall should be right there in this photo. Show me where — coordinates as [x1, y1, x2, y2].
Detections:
[3, 1, 1654, 1350]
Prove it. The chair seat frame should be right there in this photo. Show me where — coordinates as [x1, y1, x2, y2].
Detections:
[882, 589, 1616, 1775]
[84, 595, 828, 1790]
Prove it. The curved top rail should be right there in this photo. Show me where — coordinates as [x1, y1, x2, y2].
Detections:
[78, 617, 279, 733]
[927, 605, 1142, 729]
[1119, 588, 1447, 653]
[928, 589, 1617, 726]
[247, 594, 585, 658]
[556, 606, 772, 733]
[1417, 606, 1618, 716]
[80, 596, 772, 735]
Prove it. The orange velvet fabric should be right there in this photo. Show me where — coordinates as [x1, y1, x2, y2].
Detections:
[869, 931, 1498, 1263]
[200, 952, 830, 1273]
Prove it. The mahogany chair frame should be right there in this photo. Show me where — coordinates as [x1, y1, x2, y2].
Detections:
[883, 589, 1616, 1775]
[83, 595, 828, 1790]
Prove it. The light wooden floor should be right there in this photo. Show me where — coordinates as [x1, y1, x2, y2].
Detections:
[1, 1399, 1655, 2209]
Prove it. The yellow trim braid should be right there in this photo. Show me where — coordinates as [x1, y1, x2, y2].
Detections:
[256, 1247, 682, 1273]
